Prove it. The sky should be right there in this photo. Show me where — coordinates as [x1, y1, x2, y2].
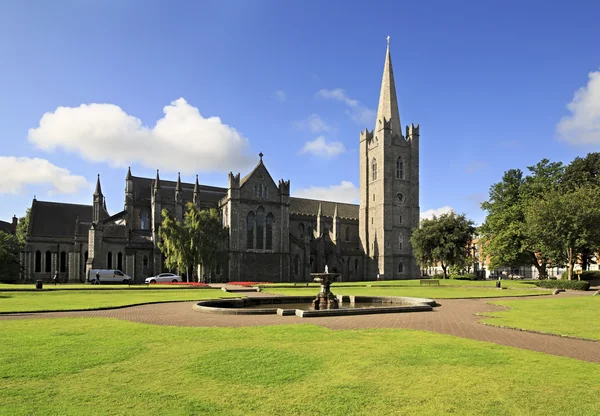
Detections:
[1, 0, 599, 225]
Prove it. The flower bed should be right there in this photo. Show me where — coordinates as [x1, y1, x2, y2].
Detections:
[228, 282, 273, 287]
[157, 282, 210, 287]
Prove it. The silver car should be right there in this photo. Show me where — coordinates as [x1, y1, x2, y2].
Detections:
[145, 273, 182, 284]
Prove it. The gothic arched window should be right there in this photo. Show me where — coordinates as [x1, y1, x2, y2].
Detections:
[35, 250, 41, 273]
[396, 156, 404, 179]
[398, 263, 404, 273]
[143, 255, 148, 267]
[45, 250, 51, 273]
[247, 211, 255, 249]
[372, 158, 378, 181]
[60, 251, 67, 273]
[266, 213, 274, 250]
[354, 259, 359, 273]
[298, 223, 305, 238]
[256, 207, 265, 249]
[345, 226, 350, 242]
[399, 234, 404, 251]
[140, 210, 149, 230]
[294, 255, 300, 275]
[107, 252, 113, 269]
[117, 252, 123, 271]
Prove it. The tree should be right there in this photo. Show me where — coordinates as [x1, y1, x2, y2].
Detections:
[0, 231, 21, 283]
[525, 185, 600, 280]
[410, 212, 475, 279]
[15, 208, 30, 247]
[158, 203, 228, 283]
[480, 160, 564, 278]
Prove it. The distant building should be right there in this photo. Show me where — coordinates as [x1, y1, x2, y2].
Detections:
[0, 216, 18, 235]
[20, 42, 421, 283]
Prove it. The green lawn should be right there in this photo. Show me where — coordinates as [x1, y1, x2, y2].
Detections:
[480, 296, 600, 340]
[271, 279, 538, 288]
[0, 283, 206, 290]
[0, 318, 598, 415]
[0, 289, 237, 313]
[262, 286, 551, 299]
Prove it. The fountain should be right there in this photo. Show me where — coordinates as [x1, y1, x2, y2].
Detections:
[310, 265, 340, 310]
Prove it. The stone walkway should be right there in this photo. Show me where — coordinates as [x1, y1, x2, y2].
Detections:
[1, 292, 598, 363]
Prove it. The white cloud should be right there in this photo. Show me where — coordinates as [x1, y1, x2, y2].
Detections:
[300, 136, 345, 158]
[317, 88, 375, 125]
[557, 70, 600, 145]
[274, 90, 287, 102]
[420, 206, 454, 221]
[0, 157, 88, 195]
[28, 98, 254, 174]
[294, 114, 332, 133]
[294, 181, 359, 204]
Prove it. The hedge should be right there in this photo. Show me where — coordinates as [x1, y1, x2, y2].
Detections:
[534, 280, 590, 291]
[451, 274, 478, 281]
[560, 270, 600, 281]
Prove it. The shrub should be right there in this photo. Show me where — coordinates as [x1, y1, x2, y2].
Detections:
[432, 274, 445, 279]
[560, 270, 600, 281]
[534, 280, 590, 291]
[451, 273, 477, 281]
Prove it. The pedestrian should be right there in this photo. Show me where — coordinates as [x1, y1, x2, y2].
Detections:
[53, 271, 58, 285]
[95, 271, 100, 285]
[377, 273, 380, 282]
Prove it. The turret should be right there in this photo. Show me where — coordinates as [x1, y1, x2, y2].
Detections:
[332, 204, 340, 243]
[175, 172, 183, 221]
[227, 172, 241, 200]
[124, 167, 134, 229]
[193, 175, 201, 206]
[93, 174, 107, 224]
[316, 203, 323, 238]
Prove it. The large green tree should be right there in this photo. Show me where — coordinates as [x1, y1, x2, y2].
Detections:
[158, 203, 228, 282]
[480, 159, 564, 278]
[0, 231, 21, 283]
[525, 185, 600, 280]
[410, 212, 475, 279]
[15, 208, 30, 247]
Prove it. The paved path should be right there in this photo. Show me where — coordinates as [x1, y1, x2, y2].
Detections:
[1, 292, 598, 363]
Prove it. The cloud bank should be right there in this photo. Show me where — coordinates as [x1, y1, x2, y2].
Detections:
[557, 70, 600, 145]
[294, 181, 359, 204]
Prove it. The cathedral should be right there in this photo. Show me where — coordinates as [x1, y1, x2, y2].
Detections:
[20, 42, 420, 283]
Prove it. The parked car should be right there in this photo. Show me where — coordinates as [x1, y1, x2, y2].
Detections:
[88, 269, 133, 284]
[145, 273, 182, 284]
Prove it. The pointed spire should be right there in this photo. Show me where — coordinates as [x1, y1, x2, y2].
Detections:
[176, 172, 182, 192]
[103, 199, 107, 212]
[126, 166, 132, 181]
[154, 170, 160, 190]
[333, 203, 339, 218]
[193, 175, 200, 205]
[375, 36, 401, 135]
[317, 202, 322, 216]
[94, 174, 103, 196]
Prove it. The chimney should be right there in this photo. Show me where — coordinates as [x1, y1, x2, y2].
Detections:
[12, 215, 17, 227]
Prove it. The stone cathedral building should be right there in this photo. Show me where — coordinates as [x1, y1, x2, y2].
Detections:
[20, 42, 420, 283]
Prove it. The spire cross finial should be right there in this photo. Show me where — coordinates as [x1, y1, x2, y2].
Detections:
[259, 152, 263, 161]
[387, 35, 390, 47]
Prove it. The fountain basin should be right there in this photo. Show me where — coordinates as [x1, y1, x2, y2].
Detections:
[194, 295, 437, 318]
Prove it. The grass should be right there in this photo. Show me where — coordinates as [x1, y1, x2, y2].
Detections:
[261, 286, 551, 299]
[480, 296, 600, 340]
[0, 283, 206, 290]
[0, 318, 598, 415]
[271, 279, 538, 288]
[0, 289, 237, 313]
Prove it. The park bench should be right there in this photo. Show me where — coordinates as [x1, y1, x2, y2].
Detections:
[420, 279, 440, 286]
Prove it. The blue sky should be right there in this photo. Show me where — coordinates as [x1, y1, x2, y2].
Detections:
[1, 0, 599, 225]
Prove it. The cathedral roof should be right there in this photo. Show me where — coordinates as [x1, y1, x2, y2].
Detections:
[28, 200, 93, 238]
[0, 220, 15, 235]
[131, 175, 226, 204]
[289, 197, 358, 220]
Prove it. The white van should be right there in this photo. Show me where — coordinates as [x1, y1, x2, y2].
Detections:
[88, 269, 133, 284]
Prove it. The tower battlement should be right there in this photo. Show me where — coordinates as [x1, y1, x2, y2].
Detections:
[228, 172, 240, 189]
[278, 179, 290, 195]
[360, 129, 373, 142]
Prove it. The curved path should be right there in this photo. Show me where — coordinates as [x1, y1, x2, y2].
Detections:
[1, 292, 598, 363]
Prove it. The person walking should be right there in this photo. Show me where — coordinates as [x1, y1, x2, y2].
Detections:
[95, 271, 100, 285]
[53, 271, 58, 285]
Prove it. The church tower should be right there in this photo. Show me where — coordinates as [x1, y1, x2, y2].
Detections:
[359, 38, 420, 280]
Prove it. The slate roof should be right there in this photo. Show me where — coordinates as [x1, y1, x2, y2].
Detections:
[29, 200, 93, 238]
[0, 220, 15, 235]
[131, 176, 226, 204]
[289, 197, 359, 220]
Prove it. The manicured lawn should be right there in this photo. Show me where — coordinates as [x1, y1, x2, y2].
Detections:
[480, 296, 600, 341]
[0, 289, 237, 313]
[270, 279, 538, 288]
[0, 318, 598, 415]
[0, 283, 205, 290]
[262, 286, 551, 299]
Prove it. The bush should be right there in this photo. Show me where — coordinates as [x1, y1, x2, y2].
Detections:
[534, 280, 590, 291]
[451, 273, 477, 281]
[560, 270, 600, 281]
[432, 274, 445, 279]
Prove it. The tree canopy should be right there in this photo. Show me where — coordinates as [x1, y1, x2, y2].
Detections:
[410, 211, 475, 278]
[0, 231, 21, 283]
